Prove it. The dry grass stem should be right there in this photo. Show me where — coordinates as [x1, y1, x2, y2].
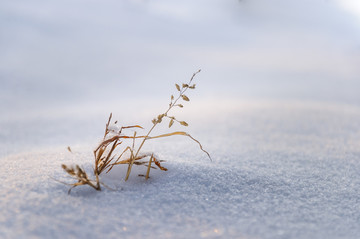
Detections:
[145, 154, 154, 180]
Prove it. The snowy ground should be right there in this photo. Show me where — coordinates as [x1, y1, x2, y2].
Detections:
[1, 0, 360, 238]
[1, 100, 360, 239]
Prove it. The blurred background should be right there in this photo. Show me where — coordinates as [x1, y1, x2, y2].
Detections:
[0, 0, 359, 154]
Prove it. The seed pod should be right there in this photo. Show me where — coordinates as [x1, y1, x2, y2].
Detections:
[157, 114, 165, 123]
[175, 84, 180, 91]
[181, 95, 190, 101]
[169, 119, 174, 128]
[180, 121, 188, 126]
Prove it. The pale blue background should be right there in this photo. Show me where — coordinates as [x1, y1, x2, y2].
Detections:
[1, 2, 360, 238]
[1, 0, 359, 116]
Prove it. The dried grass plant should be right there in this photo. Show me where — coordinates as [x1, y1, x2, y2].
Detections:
[61, 70, 210, 193]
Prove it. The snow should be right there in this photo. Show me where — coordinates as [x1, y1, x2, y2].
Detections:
[1, 101, 360, 239]
[1, 0, 360, 238]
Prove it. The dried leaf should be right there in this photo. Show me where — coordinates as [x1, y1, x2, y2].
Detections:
[189, 84, 196, 89]
[171, 95, 174, 100]
[122, 125, 144, 129]
[146, 131, 211, 160]
[67, 146, 72, 153]
[154, 159, 168, 171]
[177, 104, 183, 108]
[175, 84, 180, 91]
[182, 84, 189, 88]
[181, 95, 190, 101]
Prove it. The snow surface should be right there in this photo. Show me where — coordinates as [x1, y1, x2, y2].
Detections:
[1, 101, 360, 239]
[1, 0, 360, 238]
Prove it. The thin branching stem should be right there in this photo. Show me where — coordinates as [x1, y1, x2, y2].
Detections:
[124, 70, 201, 181]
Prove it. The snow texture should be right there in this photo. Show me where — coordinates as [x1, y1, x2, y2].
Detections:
[1, 101, 360, 239]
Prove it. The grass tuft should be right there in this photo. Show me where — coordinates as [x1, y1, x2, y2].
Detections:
[60, 70, 210, 193]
